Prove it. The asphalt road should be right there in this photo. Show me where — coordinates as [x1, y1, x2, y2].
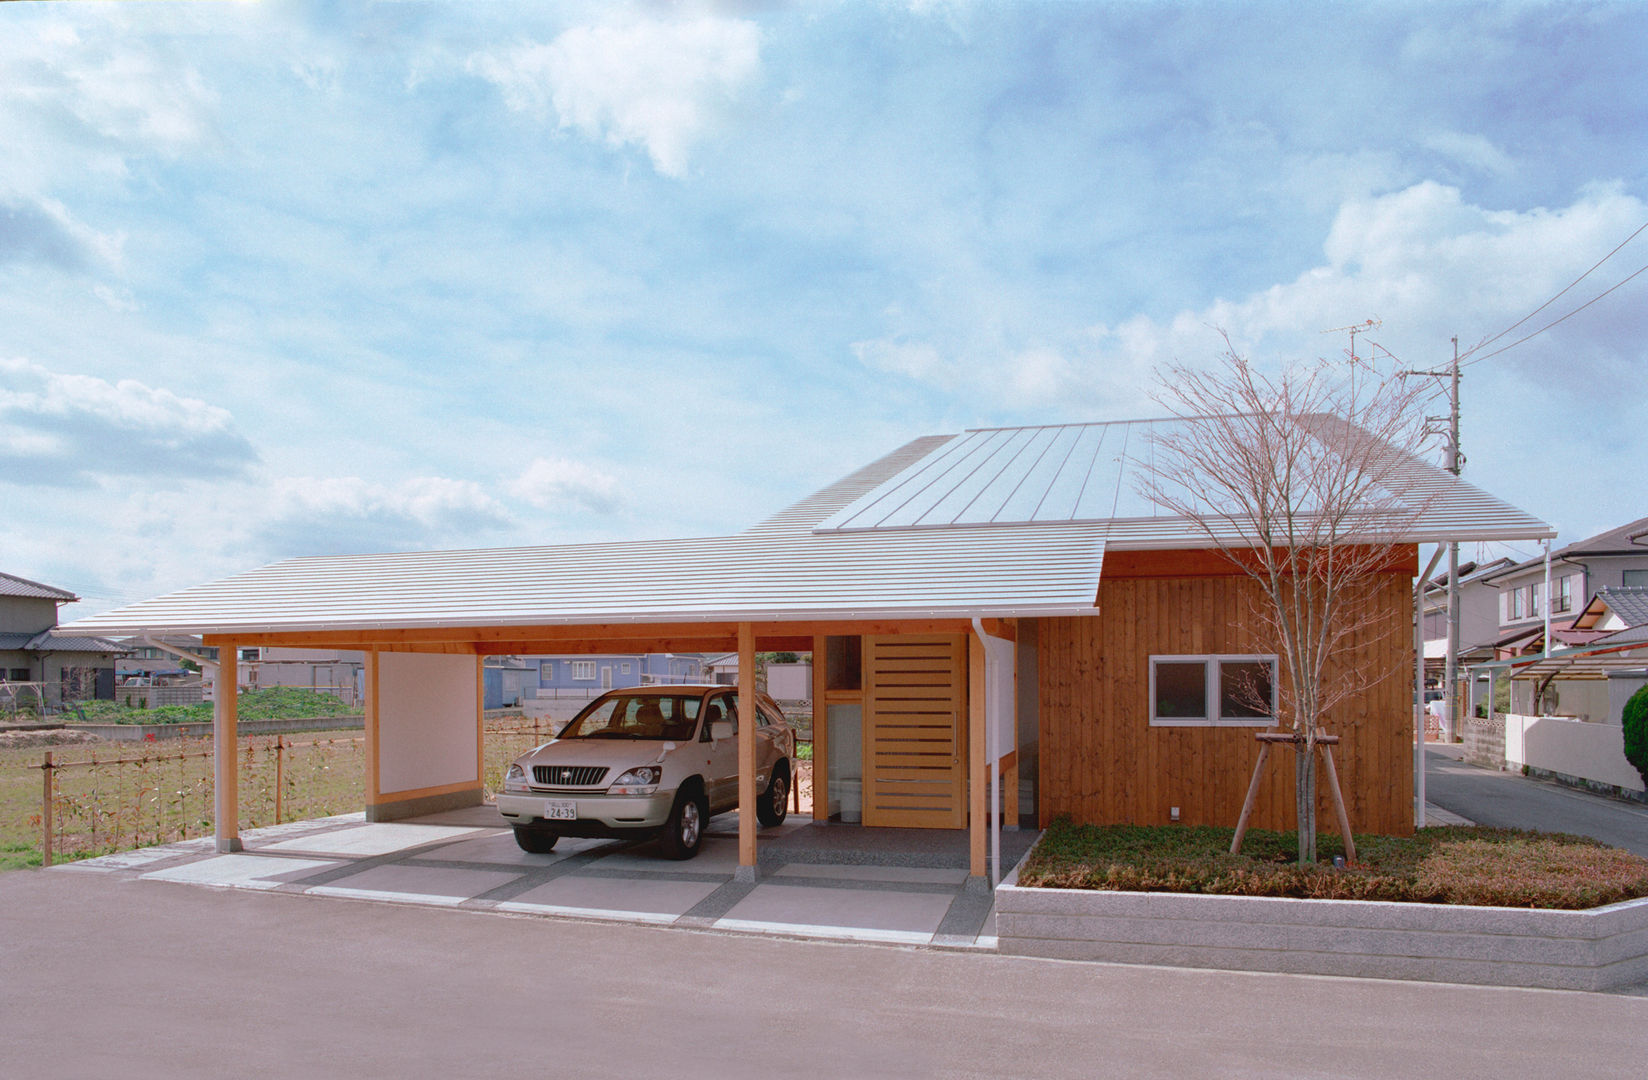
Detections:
[2, 869, 1645, 1080]
[1424, 746, 1648, 857]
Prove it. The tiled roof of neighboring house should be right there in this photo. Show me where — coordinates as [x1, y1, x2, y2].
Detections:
[0, 631, 124, 654]
[0, 572, 77, 602]
[1424, 557, 1514, 592]
[1484, 514, 1648, 582]
[1595, 585, 1648, 628]
[26, 631, 125, 653]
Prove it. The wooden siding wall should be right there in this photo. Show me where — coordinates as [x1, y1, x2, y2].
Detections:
[1038, 557, 1415, 836]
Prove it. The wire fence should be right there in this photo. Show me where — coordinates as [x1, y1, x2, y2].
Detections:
[10, 717, 816, 867]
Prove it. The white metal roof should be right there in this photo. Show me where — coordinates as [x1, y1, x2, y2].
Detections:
[62, 523, 1107, 636]
[814, 416, 1553, 547]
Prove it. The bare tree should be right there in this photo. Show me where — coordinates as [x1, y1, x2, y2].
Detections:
[1140, 335, 1432, 864]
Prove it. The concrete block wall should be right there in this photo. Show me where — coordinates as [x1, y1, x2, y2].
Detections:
[995, 872, 1648, 991]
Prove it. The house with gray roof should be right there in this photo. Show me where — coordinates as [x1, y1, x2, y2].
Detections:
[1484, 515, 1648, 656]
[0, 572, 125, 712]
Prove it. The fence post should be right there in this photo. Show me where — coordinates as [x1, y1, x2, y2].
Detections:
[275, 736, 284, 824]
[41, 751, 54, 868]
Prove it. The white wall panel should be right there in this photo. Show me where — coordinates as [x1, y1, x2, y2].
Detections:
[377, 652, 477, 795]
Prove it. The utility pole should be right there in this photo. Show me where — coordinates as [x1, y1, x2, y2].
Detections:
[1402, 339, 1464, 742]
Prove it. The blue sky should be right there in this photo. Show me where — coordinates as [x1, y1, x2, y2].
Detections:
[2, 1, 1645, 618]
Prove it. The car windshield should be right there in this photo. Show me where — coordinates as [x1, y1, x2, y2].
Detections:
[558, 694, 703, 741]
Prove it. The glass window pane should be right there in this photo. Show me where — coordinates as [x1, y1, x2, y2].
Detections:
[1220, 661, 1273, 720]
[1154, 661, 1207, 719]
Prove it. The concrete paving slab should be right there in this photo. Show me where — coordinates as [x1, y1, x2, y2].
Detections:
[498, 874, 724, 921]
[55, 837, 215, 872]
[719, 881, 955, 943]
[307, 863, 521, 905]
[406, 830, 591, 866]
[770, 862, 969, 885]
[591, 835, 742, 875]
[262, 823, 485, 857]
[144, 854, 341, 890]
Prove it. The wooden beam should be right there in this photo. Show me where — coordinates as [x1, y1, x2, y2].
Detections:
[968, 633, 986, 880]
[205, 617, 977, 651]
[738, 622, 757, 875]
[811, 634, 829, 822]
[214, 642, 241, 853]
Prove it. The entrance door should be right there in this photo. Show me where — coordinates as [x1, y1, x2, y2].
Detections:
[862, 634, 966, 828]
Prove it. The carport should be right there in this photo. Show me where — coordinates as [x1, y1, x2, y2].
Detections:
[65, 457, 1107, 885]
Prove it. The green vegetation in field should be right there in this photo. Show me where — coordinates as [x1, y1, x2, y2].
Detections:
[1019, 817, 1648, 910]
[71, 687, 361, 725]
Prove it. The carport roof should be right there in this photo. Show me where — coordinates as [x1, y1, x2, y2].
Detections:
[59, 521, 1109, 636]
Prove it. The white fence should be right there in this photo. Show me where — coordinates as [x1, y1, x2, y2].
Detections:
[1503, 713, 1645, 795]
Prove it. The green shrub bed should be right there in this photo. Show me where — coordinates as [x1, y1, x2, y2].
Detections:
[1018, 818, 1648, 910]
[72, 687, 360, 725]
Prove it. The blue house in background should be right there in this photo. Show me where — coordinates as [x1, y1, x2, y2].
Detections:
[483, 653, 708, 709]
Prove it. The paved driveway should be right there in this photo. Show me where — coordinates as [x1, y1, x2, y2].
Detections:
[3, 866, 1645, 1080]
[1425, 746, 1648, 857]
[55, 805, 1032, 948]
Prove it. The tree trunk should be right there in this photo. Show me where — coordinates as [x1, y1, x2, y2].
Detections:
[1295, 743, 1317, 865]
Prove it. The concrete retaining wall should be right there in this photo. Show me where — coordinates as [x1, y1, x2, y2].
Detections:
[1505, 713, 1645, 796]
[996, 869, 1648, 991]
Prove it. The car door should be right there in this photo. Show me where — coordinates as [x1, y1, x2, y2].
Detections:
[702, 692, 739, 811]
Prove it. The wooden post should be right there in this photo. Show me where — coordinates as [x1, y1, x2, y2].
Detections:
[1229, 741, 1271, 855]
[968, 634, 986, 880]
[737, 622, 757, 878]
[274, 736, 284, 825]
[214, 644, 242, 853]
[41, 751, 53, 869]
[811, 634, 829, 822]
[1318, 742, 1358, 865]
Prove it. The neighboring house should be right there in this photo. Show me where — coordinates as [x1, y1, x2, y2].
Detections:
[66, 416, 1550, 873]
[0, 572, 125, 711]
[484, 653, 707, 708]
[1484, 515, 1648, 656]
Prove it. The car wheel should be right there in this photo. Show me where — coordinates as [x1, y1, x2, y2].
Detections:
[512, 825, 559, 854]
[756, 761, 789, 826]
[658, 787, 706, 860]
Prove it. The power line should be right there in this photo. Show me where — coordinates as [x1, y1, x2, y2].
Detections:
[1461, 260, 1648, 369]
[1461, 217, 1648, 362]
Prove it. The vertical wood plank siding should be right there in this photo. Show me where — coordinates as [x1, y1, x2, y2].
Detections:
[1038, 552, 1416, 836]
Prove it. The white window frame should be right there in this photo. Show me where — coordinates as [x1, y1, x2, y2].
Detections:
[540, 660, 555, 680]
[1149, 654, 1278, 727]
[570, 660, 596, 681]
[621, 662, 632, 675]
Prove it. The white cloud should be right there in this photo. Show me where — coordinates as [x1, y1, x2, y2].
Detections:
[510, 457, 621, 514]
[0, 194, 123, 272]
[0, 357, 256, 486]
[856, 182, 1648, 420]
[470, 11, 762, 177]
[1422, 131, 1514, 176]
[253, 475, 514, 558]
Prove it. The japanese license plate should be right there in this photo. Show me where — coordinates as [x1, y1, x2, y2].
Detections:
[544, 799, 577, 821]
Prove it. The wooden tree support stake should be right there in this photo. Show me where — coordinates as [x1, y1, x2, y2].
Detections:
[1230, 731, 1357, 865]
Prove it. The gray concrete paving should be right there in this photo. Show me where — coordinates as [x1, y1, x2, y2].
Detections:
[1425, 746, 1648, 857]
[2, 867, 1645, 1080]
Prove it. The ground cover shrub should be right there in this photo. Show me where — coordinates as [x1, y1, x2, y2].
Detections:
[1624, 684, 1648, 788]
[71, 687, 361, 725]
[1018, 817, 1648, 910]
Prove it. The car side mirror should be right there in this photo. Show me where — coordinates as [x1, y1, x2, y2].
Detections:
[710, 720, 734, 742]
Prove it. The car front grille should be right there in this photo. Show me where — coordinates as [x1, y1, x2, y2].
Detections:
[533, 765, 609, 787]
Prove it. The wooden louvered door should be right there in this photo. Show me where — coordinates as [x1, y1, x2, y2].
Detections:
[862, 634, 967, 829]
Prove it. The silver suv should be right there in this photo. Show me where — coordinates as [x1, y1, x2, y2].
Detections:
[496, 685, 795, 859]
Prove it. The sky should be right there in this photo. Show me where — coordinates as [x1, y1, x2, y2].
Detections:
[2, 0, 1645, 621]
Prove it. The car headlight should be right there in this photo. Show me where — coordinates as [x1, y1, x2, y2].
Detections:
[607, 765, 662, 796]
[503, 762, 529, 793]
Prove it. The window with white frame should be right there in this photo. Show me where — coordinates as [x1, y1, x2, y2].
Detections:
[1150, 655, 1277, 726]
[621, 662, 631, 674]
[1529, 583, 1541, 617]
[1510, 587, 1525, 620]
[571, 660, 596, 681]
[540, 660, 555, 680]
[1553, 575, 1574, 613]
